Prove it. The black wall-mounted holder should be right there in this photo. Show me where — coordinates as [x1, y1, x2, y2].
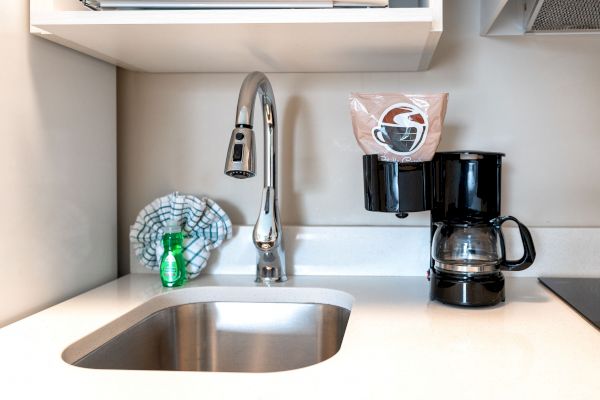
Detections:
[362, 155, 431, 217]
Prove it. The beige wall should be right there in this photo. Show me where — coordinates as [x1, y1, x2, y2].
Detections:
[117, 1, 600, 273]
[0, 1, 117, 326]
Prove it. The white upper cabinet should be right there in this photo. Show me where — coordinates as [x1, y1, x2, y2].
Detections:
[30, 0, 443, 72]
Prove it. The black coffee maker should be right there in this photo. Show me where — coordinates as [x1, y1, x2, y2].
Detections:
[363, 151, 536, 306]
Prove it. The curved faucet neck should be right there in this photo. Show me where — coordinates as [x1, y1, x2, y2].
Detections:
[235, 72, 277, 189]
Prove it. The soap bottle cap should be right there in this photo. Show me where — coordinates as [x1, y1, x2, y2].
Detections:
[164, 219, 181, 234]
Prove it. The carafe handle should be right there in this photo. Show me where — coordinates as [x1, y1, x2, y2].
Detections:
[494, 216, 536, 271]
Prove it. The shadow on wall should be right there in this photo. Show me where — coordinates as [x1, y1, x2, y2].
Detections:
[436, 122, 467, 151]
[212, 198, 245, 224]
[280, 95, 312, 225]
[28, 32, 117, 282]
[425, 0, 472, 76]
[27, 32, 118, 283]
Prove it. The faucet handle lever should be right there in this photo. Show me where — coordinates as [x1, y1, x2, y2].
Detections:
[253, 187, 280, 251]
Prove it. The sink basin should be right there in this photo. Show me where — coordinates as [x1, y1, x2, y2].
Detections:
[63, 286, 352, 373]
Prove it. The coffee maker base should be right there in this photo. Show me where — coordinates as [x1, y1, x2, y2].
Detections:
[429, 269, 505, 307]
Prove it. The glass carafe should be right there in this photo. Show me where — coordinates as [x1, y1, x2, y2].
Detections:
[432, 216, 536, 274]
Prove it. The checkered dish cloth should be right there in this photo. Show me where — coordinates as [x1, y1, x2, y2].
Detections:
[130, 192, 232, 279]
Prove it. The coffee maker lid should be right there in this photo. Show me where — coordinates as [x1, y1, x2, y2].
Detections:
[435, 150, 506, 159]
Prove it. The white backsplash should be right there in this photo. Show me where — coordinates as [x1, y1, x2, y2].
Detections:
[131, 226, 600, 278]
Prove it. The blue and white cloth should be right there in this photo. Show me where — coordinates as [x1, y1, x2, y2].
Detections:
[130, 192, 232, 279]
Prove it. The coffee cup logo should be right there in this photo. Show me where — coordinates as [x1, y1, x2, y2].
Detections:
[372, 103, 428, 155]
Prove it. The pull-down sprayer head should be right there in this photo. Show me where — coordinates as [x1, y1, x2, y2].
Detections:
[224, 126, 255, 179]
[224, 71, 277, 188]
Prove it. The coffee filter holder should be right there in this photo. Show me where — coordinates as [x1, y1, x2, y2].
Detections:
[130, 192, 232, 279]
[362, 154, 431, 217]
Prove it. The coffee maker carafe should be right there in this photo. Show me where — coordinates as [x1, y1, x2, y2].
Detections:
[363, 151, 536, 306]
[431, 217, 532, 273]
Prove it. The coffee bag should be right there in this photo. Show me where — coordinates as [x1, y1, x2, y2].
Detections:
[350, 92, 448, 163]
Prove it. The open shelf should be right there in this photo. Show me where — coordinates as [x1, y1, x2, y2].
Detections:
[30, 0, 443, 72]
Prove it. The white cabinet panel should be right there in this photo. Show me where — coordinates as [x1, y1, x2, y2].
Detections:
[30, 0, 443, 72]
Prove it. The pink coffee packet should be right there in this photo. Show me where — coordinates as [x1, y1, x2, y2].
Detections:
[350, 92, 448, 163]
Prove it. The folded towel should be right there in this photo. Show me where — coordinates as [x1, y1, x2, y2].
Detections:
[130, 192, 232, 279]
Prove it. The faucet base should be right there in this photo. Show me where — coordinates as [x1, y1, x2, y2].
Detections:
[255, 264, 287, 284]
[255, 249, 287, 283]
[255, 276, 288, 285]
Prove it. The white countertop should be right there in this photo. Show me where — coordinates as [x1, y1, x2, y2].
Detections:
[1, 274, 598, 400]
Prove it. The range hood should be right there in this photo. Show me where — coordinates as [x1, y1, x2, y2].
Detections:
[526, 0, 600, 32]
[481, 0, 600, 35]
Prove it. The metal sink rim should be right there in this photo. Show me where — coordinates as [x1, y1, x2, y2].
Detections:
[62, 286, 354, 373]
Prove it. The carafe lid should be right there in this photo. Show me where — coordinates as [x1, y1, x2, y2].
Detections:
[437, 217, 496, 227]
[435, 150, 505, 158]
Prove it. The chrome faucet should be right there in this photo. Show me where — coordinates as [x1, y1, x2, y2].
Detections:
[224, 72, 286, 283]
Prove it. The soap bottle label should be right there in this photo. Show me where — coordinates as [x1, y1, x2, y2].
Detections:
[161, 253, 179, 283]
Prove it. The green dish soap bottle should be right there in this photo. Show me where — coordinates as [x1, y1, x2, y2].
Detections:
[160, 220, 187, 288]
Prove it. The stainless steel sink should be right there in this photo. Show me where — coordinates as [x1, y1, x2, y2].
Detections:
[63, 287, 352, 373]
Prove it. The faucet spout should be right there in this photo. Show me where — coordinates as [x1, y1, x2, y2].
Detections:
[224, 72, 286, 283]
